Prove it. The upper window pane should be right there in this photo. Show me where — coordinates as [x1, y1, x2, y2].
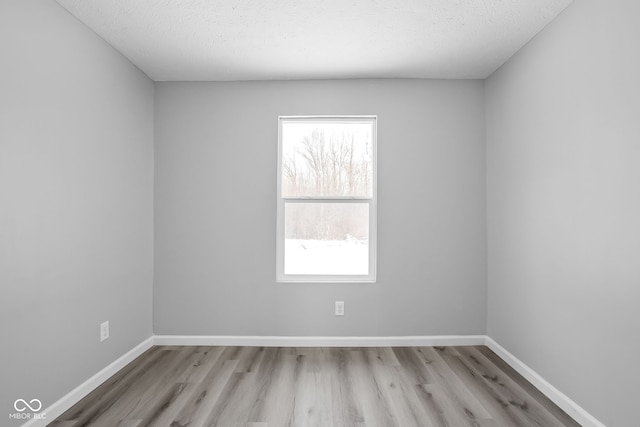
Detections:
[281, 120, 373, 198]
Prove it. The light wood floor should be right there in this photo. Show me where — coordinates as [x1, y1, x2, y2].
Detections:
[50, 345, 581, 427]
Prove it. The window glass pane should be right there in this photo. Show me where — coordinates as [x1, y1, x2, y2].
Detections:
[281, 121, 373, 198]
[284, 203, 369, 275]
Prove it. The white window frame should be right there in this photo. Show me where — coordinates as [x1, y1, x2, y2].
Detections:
[276, 115, 377, 283]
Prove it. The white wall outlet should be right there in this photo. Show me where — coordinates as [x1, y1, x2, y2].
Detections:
[335, 301, 345, 316]
[100, 321, 110, 342]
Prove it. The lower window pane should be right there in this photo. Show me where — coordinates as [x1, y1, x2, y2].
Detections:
[284, 203, 369, 276]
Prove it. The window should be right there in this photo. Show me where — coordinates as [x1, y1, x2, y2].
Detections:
[277, 116, 377, 282]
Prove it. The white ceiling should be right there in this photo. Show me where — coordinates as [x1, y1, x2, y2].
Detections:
[55, 0, 574, 82]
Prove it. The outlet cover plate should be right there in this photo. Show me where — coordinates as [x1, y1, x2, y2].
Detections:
[100, 321, 110, 341]
[335, 301, 345, 316]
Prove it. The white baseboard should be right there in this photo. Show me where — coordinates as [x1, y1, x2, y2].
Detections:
[22, 336, 155, 427]
[485, 336, 605, 427]
[153, 334, 486, 347]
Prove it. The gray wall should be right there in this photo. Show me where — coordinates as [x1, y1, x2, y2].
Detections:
[154, 80, 487, 336]
[0, 0, 154, 421]
[485, 1, 640, 426]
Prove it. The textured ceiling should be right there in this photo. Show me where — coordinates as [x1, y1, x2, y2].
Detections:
[55, 0, 574, 81]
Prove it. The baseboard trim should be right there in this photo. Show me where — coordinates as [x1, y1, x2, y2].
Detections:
[22, 336, 155, 427]
[153, 334, 486, 347]
[485, 336, 605, 427]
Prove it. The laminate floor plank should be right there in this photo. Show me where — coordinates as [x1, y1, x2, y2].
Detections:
[126, 348, 201, 418]
[250, 350, 298, 426]
[176, 346, 225, 384]
[60, 347, 171, 426]
[330, 348, 366, 427]
[392, 347, 437, 385]
[241, 347, 291, 424]
[392, 346, 492, 426]
[456, 346, 572, 427]
[440, 353, 530, 427]
[295, 349, 341, 427]
[418, 346, 493, 421]
[474, 346, 581, 427]
[143, 382, 200, 427]
[204, 371, 252, 426]
[51, 348, 184, 427]
[362, 349, 431, 426]
[88, 348, 197, 427]
[414, 382, 479, 427]
[51, 346, 581, 427]
[382, 365, 433, 426]
[292, 366, 333, 425]
[169, 358, 239, 426]
[349, 348, 399, 427]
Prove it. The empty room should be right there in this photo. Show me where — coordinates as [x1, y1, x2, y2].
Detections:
[2, 0, 638, 426]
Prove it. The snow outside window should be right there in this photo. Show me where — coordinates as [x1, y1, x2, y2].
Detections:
[276, 116, 377, 282]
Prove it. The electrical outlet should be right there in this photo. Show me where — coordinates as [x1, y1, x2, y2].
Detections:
[100, 321, 110, 342]
[335, 301, 345, 316]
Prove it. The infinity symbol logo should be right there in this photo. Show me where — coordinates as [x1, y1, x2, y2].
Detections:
[14, 399, 42, 412]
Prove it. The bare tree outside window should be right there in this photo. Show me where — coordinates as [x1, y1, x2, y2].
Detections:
[282, 124, 372, 199]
